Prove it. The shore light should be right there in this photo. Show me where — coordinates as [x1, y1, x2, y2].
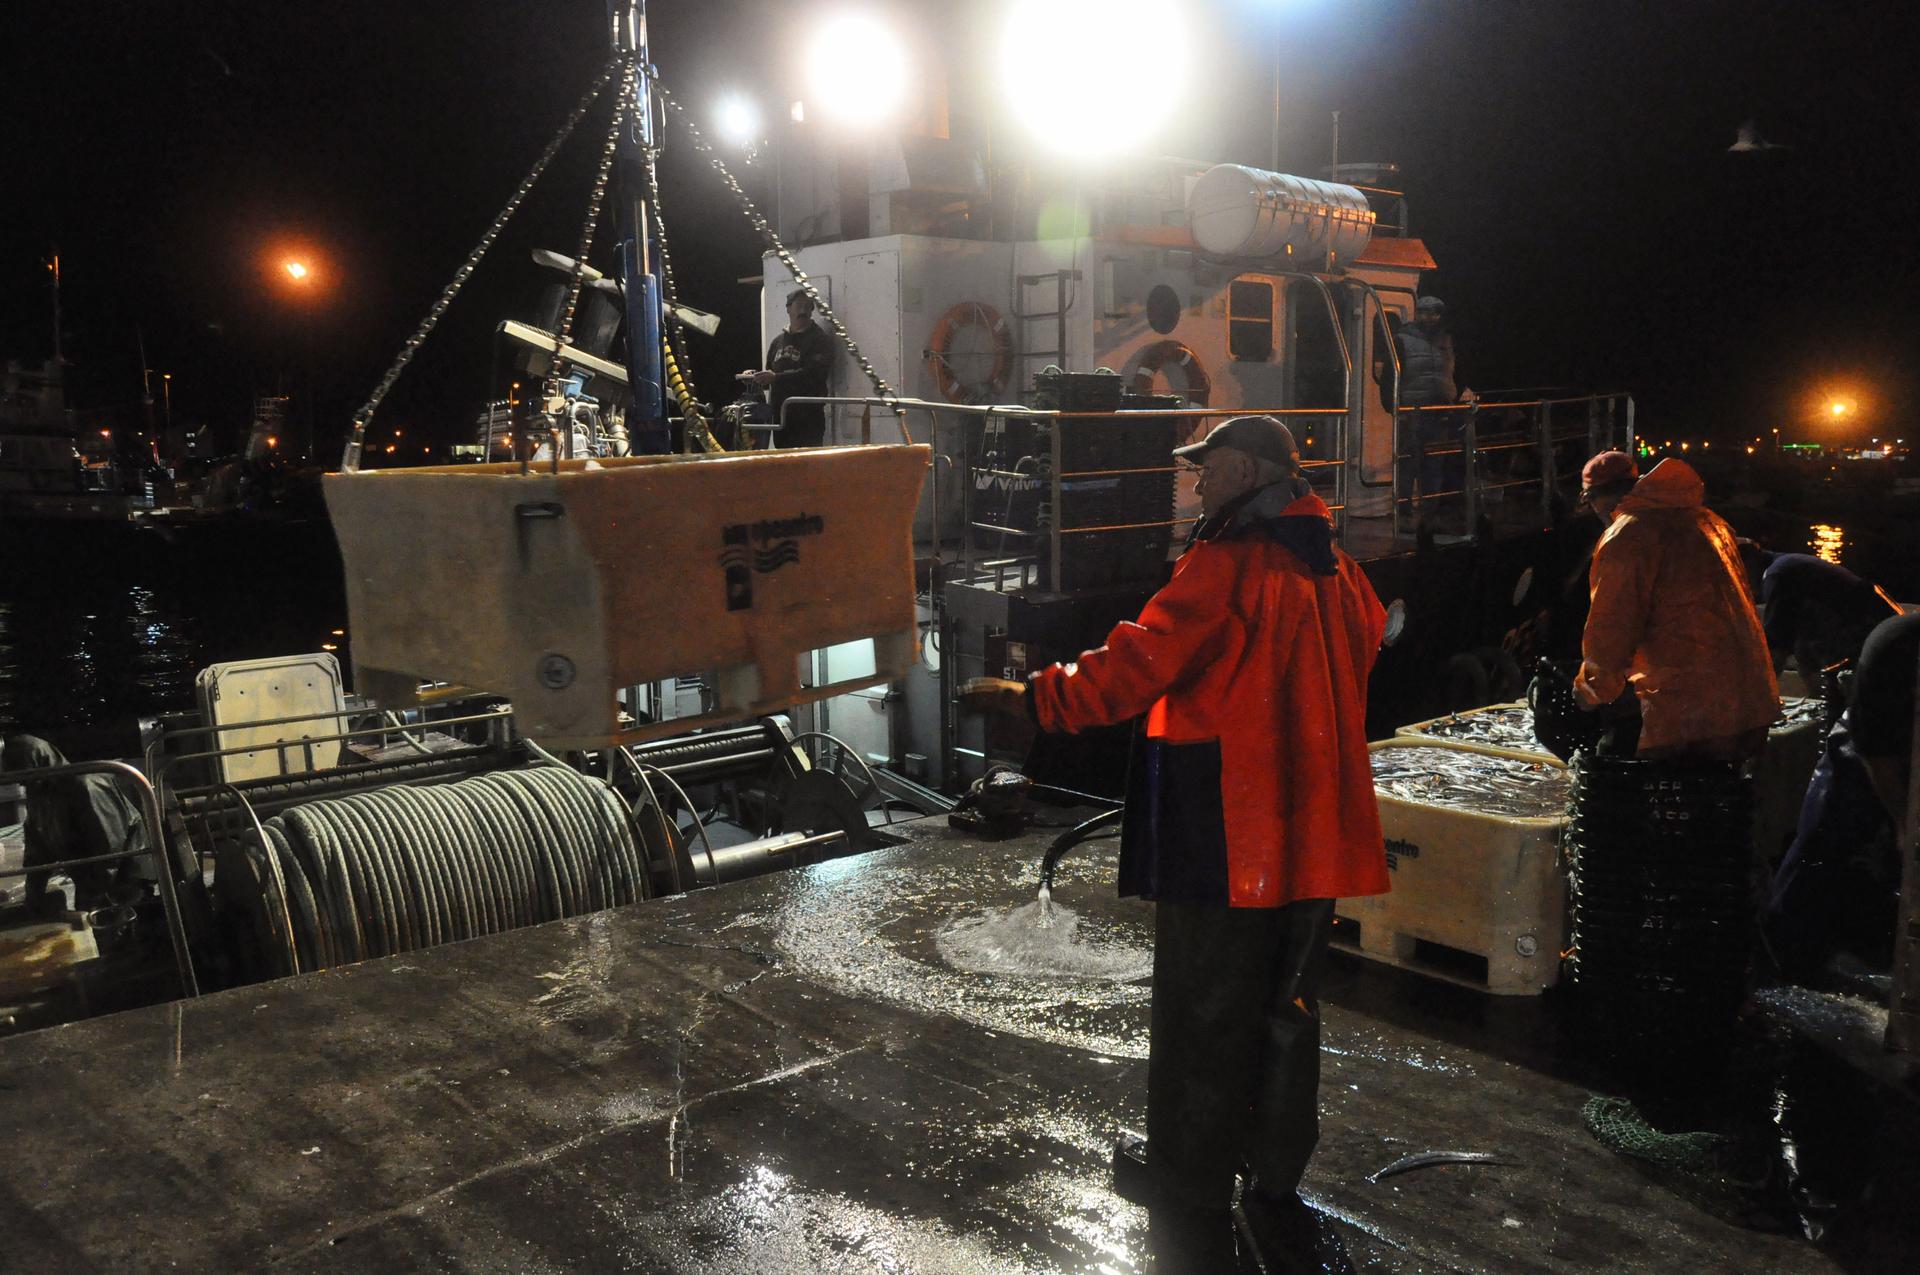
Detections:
[285, 260, 309, 281]
[805, 13, 908, 127]
[1001, 0, 1191, 158]
[1830, 401, 1847, 417]
[716, 94, 760, 147]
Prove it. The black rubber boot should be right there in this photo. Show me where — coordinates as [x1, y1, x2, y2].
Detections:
[1232, 1190, 1355, 1275]
[1112, 1129, 1155, 1205]
[1146, 1202, 1241, 1274]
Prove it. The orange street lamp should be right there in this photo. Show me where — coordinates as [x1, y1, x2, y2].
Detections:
[285, 260, 310, 281]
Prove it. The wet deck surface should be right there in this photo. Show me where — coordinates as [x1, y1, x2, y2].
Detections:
[0, 819, 1886, 1272]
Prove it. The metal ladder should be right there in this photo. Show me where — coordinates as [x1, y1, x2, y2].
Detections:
[1013, 270, 1082, 400]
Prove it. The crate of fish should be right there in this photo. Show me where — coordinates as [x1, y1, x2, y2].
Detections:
[1338, 738, 1572, 995]
[1397, 698, 1823, 862]
[324, 446, 930, 747]
[1394, 702, 1540, 759]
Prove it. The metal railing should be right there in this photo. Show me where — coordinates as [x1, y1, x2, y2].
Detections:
[0, 759, 200, 998]
[1389, 392, 1635, 539]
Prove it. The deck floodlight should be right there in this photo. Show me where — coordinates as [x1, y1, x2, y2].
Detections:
[716, 94, 760, 147]
[1000, 0, 1190, 158]
[805, 13, 909, 128]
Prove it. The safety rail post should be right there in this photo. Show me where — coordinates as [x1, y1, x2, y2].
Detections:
[1536, 401, 1555, 517]
[1462, 404, 1480, 541]
[1391, 408, 1406, 539]
[0, 759, 200, 998]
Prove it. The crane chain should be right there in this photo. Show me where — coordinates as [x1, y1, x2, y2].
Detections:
[642, 133, 718, 451]
[542, 58, 636, 428]
[646, 69, 900, 405]
[342, 58, 618, 472]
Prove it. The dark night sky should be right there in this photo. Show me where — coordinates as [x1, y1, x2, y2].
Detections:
[5, 1, 1915, 458]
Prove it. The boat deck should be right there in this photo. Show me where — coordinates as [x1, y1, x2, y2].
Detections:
[0, 819, 1900, 1272]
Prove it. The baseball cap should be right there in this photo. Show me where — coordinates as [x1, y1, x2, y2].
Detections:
[1171, 415, 1299, 468]
[1579, 450, 1639, 503]
[1415, 296, 1446, 315]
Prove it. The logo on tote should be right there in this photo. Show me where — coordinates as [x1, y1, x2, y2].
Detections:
[720, 512, 827, 611]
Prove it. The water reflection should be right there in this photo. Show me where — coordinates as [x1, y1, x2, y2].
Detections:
[0, 530, 346, 749]
[1809, 523, 1845, 565]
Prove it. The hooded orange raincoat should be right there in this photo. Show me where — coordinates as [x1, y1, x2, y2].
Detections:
[1576, 459, 1778, 754]
[1030, 486, 1389, 908]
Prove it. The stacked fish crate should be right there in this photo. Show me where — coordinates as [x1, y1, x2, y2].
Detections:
[1341, 737, 1573, 995]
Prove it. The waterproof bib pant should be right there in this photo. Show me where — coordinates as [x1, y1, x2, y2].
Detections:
[1147, 897, 1336, 1208]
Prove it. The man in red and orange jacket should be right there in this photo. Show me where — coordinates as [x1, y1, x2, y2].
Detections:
[1573, 450, 1778, 759]
[972, 415, 1389, 1256]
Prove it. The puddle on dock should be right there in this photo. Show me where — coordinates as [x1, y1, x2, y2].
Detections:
[648, 1162, 1045, 1274]
[769, 851, 1152, 1058]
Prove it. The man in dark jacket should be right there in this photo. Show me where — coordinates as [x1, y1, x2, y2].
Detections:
[968, 415, 1388, 1267]
[1393, 296, 1470, 517]
[1738, 546, 1900, 675]
[749, 290, 834, 448]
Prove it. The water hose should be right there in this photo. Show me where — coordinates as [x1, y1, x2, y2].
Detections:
[1039, 807, 1124, 892]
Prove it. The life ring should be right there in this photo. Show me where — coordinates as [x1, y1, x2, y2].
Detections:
[1130, 340, 1212, 406]
[924, 301, 1013, 404]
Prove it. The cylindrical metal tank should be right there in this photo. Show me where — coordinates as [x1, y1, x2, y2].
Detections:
[1185, 164, 1375, 268]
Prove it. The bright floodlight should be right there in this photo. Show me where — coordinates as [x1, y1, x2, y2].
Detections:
[1001, 0, 1190, 158]
[1829, 401, 1847, 417]
[716, 94, 760, 147]
[805, 12, 909, 127]
[284, 260, 309, 280]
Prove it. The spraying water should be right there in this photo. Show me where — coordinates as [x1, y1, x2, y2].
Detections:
[936, 893, 1151, 983]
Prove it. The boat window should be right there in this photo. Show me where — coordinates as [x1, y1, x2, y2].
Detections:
[1285, 283, 1344, 409]
[1228, 279, 1273, 362]
[1374, 308, 1401, 410]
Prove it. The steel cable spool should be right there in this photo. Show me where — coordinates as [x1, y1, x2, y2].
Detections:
[335, 798, 408, 958]
[247, 766, 644, 972]
[270, 817, 333, 970]
[394, 785, 470, 943]
[287, 804, 363, 964]
[528, 768, 596, 912]
[434, 790, 504, 938]
[478, 773, 568, 919]
[351, 792, 426, 953]
[265, 824, 326, 975]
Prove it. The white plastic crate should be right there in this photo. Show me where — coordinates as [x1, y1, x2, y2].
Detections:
[1339, 738, 1571, 995]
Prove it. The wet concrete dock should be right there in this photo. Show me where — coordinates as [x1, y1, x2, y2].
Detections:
[0, 819, 1886, 1272]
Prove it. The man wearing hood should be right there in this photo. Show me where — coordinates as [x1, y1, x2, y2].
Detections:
[1573, 452, 1778, 759]
[967, 415, 1389, 1265]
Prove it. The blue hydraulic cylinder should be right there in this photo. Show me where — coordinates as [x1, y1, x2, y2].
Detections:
[623, 255, 668, 453]
[610, 0, 669, 454]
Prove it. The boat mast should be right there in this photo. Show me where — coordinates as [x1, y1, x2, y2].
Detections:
[609, 1, 668, 453]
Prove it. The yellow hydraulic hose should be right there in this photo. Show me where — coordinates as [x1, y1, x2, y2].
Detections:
[662, 331, 723, 453]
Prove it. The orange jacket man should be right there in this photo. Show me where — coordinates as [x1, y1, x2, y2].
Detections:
[976, 415, 1388, 1262]
[1574, 453, 1778, 758]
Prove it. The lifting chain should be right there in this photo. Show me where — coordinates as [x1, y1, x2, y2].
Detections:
[646, 68, 900, 405]
[541, 57, 636, 429]
[342, 59, 618, 472]
[642, 122, 720, 451]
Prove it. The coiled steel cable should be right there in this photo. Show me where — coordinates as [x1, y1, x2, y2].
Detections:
[245, 767, 644, 976]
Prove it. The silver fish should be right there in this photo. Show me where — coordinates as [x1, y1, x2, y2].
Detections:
[1367, 1150, 1509, 1184]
